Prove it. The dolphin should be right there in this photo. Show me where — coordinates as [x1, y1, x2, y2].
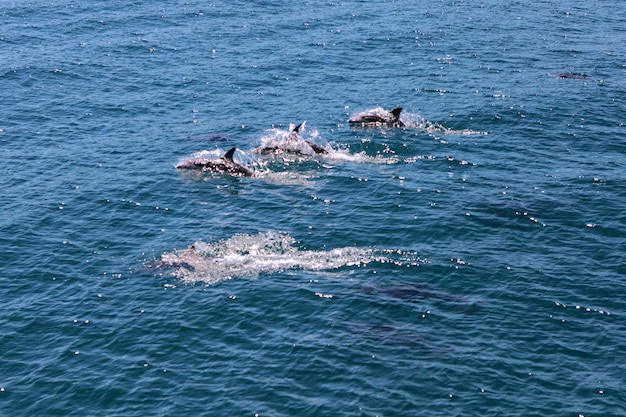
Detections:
[255, 122, 328, 156]
[176, 147, 253, 177]
[294, 123, 329, 155]
[348, 107, 405, 127]
[551, 72, 591, 80]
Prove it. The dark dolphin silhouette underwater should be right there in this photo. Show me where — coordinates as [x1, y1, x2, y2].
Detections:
[550, 72, 594, 81]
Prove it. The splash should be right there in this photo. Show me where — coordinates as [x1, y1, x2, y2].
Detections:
[402, 112, 487, 136]
[256, 124, 403, 165]
[256, 122, 327, 157]
[156, 231, 396, 285]
[323, 147, 401, 165]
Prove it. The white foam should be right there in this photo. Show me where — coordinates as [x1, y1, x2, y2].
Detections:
[402, 112, 488, 136]
[157, 231, 398, 285]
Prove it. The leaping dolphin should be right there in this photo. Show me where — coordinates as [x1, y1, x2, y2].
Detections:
[176, 147, 253, 177]
[349, 107, 405, 127]
[255, 122, 328, 156]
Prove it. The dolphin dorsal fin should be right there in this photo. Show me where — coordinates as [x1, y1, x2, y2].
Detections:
[292, 122, 304, 133]
[390, 107, 403, 120]
[223, 147, 237, 162]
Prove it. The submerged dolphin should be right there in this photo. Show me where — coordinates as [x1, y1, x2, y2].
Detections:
[349, 107, 405, 127]
[176, 147, 253, 177]
[552, 72, 592, 80]
[255, 122, 328, 156]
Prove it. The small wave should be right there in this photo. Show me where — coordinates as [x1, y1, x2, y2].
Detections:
[155, 231, 398, 285]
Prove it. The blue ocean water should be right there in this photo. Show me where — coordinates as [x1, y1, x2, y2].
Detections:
[1, 0, 625, 415]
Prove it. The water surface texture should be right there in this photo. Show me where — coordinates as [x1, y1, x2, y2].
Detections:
[1, 1, 625, 416]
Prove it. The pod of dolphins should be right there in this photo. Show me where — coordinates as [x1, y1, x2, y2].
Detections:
[176, 107, 405, 177]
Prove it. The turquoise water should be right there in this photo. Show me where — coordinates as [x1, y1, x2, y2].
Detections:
[1, 1, 625, 415]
